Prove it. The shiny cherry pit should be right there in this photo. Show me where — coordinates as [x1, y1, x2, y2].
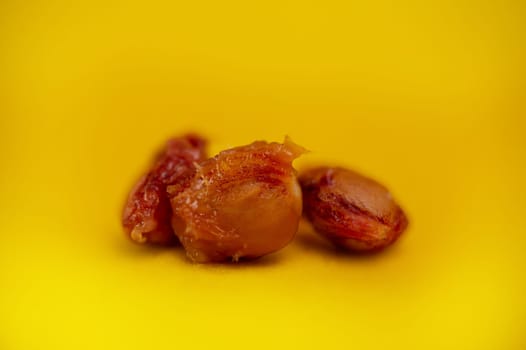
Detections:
[123, 134, 408, 263]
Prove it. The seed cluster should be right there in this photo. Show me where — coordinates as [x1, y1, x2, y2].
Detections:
[122, 134, 408, 263]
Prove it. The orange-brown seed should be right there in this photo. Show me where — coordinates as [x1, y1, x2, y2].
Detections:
[169, 138, 304, 262]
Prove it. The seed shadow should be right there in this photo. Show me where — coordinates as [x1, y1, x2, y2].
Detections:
[294, 226, 402, 263]
[191, 252, 285, 271]
[113, 233, 284, 269]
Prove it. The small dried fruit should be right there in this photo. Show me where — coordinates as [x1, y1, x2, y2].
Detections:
[122, 134, 207, 244]
[169, 138, 304, 262]
[299, 166, 408, 252]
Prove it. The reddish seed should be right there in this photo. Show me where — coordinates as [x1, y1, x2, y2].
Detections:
[299, 166, 408, 252]
[122, 134, 207, 244]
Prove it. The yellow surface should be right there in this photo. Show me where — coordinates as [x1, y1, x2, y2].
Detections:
[1, 0, 525, 349]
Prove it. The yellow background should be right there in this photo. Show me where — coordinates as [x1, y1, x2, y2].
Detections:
[1, 0, 525, 349]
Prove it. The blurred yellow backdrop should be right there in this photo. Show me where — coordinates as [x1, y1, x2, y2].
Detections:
[1, 0, 525, 349]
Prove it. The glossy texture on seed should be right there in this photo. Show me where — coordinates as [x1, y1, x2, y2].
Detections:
[299, 166, 408, 252]
[169, 138, 304, 263]
[122, 134, 207, 244]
